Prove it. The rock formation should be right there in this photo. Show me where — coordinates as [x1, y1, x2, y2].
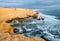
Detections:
[0, 32, 45, 41]
[0, 8, 45, 41]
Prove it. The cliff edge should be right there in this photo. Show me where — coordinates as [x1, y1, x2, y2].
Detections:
[0, 32, 45, 41]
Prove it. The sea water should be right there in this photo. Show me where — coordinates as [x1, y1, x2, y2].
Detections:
[12, 13, 60, 41]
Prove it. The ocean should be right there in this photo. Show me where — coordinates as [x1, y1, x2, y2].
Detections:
[11, 10, 60, 41]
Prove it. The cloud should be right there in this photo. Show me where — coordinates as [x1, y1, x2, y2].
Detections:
[0, 0, 60, 9]
[0, 0, 39, 7]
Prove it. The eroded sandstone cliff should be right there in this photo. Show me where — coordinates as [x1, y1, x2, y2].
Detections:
[0, 32, 45, 41]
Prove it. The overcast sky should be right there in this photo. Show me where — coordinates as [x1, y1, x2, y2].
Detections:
[0, 0, 60, 10]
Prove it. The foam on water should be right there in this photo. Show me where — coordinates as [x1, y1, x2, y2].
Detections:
[12, 12, 60, 41]
[37, 13, 60, 41]
[24, 13, 60, 41]
[34, 13, 60, 41]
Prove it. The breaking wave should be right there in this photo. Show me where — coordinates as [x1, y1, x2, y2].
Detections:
[13, 13, 60, 41]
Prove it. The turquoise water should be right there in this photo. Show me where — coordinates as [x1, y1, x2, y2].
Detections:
[0, 0, 60, 41]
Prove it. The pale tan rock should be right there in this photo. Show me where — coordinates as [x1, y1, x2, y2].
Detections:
[0, 8, 40, 34]
[0, 8, 44, 41]
[0, 33, 11, 41]
[0, 33, 45, 41]
[0, 8, 40, 21]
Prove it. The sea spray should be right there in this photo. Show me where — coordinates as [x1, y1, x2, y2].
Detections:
[24, 13, 60, 41]
[10, 13, 60, 41]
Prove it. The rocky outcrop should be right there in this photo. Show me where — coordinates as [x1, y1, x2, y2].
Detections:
[0, 32, 45, 41]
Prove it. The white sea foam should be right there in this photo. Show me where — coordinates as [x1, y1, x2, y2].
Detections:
[12, 12, 60, 41]
[24, 12, 60, 41]
[36, 13, 60, 41]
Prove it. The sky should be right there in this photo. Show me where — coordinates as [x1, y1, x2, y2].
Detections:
[0, 0, 60, 10]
